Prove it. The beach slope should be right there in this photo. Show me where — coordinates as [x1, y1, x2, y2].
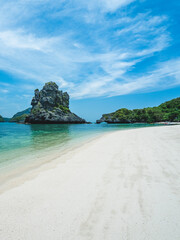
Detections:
[0, 126, 180, 240]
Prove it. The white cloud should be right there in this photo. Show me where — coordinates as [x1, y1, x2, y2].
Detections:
[0, 0, 177, 101]
[71, 58, 180, 98]
[0, 89, 9, 93]
[0, 30, 58, 52]
[84, 0, 136, 13]
[102, 0, 135, 12]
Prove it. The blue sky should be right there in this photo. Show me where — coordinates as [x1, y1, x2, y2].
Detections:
[0, 0, 179, 121]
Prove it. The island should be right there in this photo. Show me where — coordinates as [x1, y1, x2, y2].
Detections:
[0, 115, 4, 122]
[96, 97, 180, 123]
[10, 108, 31, 123]
[25, 82, 86, 124]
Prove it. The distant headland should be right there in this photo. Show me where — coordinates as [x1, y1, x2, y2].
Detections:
[97, 97, 180, 124]
[0, 115, 4, 122]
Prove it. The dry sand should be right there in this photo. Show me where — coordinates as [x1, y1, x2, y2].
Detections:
[0, 125, 180, 240]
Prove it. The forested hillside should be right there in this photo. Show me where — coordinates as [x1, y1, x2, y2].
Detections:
[97, 97, 180, 123]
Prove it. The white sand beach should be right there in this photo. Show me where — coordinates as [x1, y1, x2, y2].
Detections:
[0, 125, 180, 240]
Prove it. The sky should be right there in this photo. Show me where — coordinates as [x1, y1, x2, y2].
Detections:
[0, 0, 179, 121]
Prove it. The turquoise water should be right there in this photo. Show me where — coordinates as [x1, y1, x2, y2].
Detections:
[0, 122, 155, 171]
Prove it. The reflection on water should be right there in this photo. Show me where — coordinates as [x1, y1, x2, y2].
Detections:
[30, 124, 71, 150]
[0, 122, 156, 168]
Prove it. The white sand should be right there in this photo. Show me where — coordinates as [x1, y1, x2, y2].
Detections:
[0, 126, 180, 240]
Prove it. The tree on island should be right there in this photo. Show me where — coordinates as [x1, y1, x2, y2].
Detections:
[97, 97, 180, 123]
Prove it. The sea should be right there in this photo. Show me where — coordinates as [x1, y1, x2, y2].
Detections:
[0, 122, 156, 174]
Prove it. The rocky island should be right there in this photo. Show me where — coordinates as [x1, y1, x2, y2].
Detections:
[25, 82, 86, 124]
[97, 97, 180, 124]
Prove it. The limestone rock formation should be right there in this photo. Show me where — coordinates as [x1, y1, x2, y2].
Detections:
[25, 82, 86, 124]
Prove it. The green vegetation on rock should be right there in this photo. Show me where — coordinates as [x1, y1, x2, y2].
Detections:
[57, 105, 70, 113]
[46, 81, 57, 86]
[97, 97, 180, 123]
[31, 102, 42, 115]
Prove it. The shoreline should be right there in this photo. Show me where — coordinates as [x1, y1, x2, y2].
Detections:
[0, 130, 106, 194]
[0, 124, 169, 194]
[0, 125, 180, 239]
[1, 121, 180, 124]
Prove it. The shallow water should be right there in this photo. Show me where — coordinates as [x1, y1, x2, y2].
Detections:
[0, 122, 156, 171]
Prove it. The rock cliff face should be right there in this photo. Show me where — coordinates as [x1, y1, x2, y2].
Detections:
[25, 82, 86, 124]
